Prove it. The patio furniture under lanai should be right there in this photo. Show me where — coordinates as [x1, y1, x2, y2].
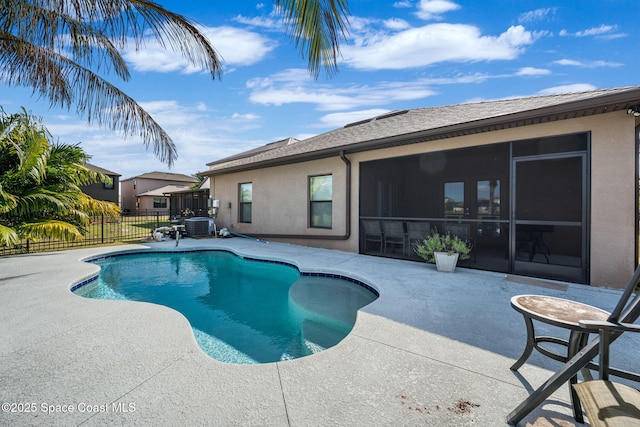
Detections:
[406, 221, 431, 258]
[382, 220, 406, 256]
[361, 219, 383, 254]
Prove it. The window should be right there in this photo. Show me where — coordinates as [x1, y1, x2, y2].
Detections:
[477, 180, 500, 217]
[239, 183, 252, 223]
[104, 176, 114, 190]
[153, 198, 167, 209]
[444, 182, 464, 218]
[310, 175, 332, 228]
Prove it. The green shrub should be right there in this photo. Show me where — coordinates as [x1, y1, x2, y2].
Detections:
[413, 230, 471, 263]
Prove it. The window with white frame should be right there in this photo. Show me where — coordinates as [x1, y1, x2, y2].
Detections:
[309, 175, 332, 228]
[239, 182, 252, 223]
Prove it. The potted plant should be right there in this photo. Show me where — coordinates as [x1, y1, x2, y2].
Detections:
[413, 230, 471, 272]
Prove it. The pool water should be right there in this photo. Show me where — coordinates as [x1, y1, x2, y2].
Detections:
[75, 250, 378, 364]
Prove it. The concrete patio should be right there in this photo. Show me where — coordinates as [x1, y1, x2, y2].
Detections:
[1, 237, 638, 426]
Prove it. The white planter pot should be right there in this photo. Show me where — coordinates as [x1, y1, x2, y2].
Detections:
[434, 252, 459, 272]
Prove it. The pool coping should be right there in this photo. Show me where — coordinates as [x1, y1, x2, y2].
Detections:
[1, 237, 637, 425]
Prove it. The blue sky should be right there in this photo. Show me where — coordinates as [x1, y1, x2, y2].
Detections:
[1, 0, 638, 179]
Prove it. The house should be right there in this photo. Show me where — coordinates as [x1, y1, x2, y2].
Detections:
[81, 163, 120, 204]
[80, 163, 120, 204]
[200, 86, 640, 288]
[120, 171, 198, 214]
[166, 177, 211, 218]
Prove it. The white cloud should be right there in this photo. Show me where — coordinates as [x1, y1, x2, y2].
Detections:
[553, 58, 582, 66]
[384, 18, 411, 30]
[231, 113, 261, 121]
[553, 59, 624, 68]
[518, 8, 556, 24]
[575, 24, 618, 37]
[393, 1, 412, 8]
[37, 99, 272, 179]
[318, 109, 391, 128]
[123, 26, 276, 73]
[559, 24, 625, 39]
[208, 27, 277, 66]
[233, 11, 283, 31]
[516, 67, 551, 76]
[415, 0, 461, 20]
[537, 84, 598, 95]
[245, 68, 521, 111]
[247, 69, 439, 111]
[342, 24, 535, 70]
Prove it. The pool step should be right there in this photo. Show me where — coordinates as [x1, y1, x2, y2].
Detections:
[301, 319, 347, 352]
[280, 320, 347, 361]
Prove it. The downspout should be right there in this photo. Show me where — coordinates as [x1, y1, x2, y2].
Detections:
[247, 151, 352, 241]
[636, 125, 640, 267]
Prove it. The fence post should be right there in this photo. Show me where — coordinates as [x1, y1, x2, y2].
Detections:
[101, 214, 104, 244]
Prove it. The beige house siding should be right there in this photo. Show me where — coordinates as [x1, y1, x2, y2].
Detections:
[590, 113, 636, 286]
[210, 110, 637, 288]
[212, 157, 347, 238]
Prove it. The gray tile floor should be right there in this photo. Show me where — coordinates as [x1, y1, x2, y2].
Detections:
[1, 237, 638, 426]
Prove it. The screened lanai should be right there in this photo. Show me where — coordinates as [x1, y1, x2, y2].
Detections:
[359, 132, 589, 284]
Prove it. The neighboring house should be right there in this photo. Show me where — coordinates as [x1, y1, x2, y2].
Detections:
[120, 172, 198, 213]
[166, 177, 211, 218]
[201, 86, 640, 288]
[80, 163, 120, 204]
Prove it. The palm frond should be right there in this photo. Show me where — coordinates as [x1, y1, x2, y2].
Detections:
[1, 1, 130, 79]
[77, 197, 120, 218]
[18, 219, 84, 241]
[0, 0, 224, 165]
[274, 0, 350, 77]
[0, 183, 19, 214]
[0, 40, 177, 164]
[0, 223, 21, 246]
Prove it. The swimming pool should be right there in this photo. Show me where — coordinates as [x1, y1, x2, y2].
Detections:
[74, 250, 378, 364]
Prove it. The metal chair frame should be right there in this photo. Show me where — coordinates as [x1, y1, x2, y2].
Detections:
[507, 266, 640, 425]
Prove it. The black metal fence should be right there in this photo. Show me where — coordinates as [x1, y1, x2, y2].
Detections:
[0, 210, 171, 256]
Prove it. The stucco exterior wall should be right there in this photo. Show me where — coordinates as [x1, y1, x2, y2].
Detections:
[589, 114, 637, 286]
[210, 111, 637, 287]
[211, 157, 347, 239]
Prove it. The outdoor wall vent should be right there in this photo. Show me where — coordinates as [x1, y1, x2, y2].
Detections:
[343, 110, 409, 128]
[375, 110, 409, 121]
[344, 118, 373, 128]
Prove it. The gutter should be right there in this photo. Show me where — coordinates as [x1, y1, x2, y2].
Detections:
[239, 151, 352, 242]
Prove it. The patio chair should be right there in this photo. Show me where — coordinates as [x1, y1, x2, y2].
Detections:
[382, 220, 406, 256]
[407, 222, 431, 257]
[507, 265, 640, 425]
[361, 219, 383, 254]
[572, 319, 640, 426]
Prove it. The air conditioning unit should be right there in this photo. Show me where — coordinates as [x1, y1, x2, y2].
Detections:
[185, 217, 211, 237]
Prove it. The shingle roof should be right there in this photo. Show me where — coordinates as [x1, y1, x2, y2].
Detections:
[84, 163, 120, 176]
[204, 86, 640, 175]
[207, 137, 299, 167]
[121, 171, 198, 183]
[137, 184, 192, 197]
